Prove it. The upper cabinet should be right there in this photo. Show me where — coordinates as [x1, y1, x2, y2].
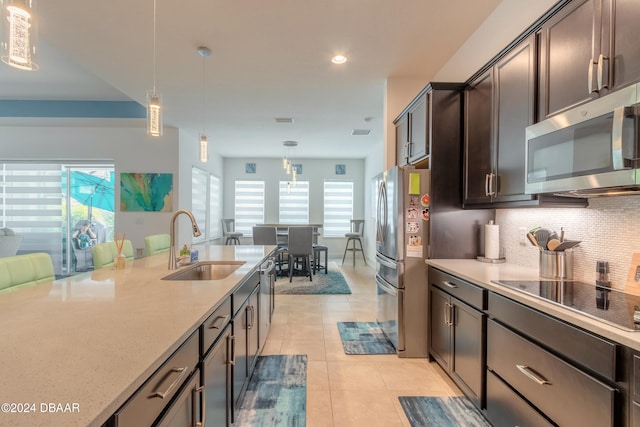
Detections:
[538, 0, 640, 119]
[394, 83, 463, 168]
[464, 35, 542, 206]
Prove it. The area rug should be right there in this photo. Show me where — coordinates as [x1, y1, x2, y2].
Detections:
[398, 396, 491, 427]
[235, 354, 307, 427]
[337, 321, 396, 354]
[274, 270, 351, 295]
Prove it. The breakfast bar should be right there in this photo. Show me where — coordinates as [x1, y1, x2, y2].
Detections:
[0, 245, 275, 427]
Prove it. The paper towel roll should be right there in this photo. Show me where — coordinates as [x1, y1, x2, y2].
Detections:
[485, 221, 500, 259]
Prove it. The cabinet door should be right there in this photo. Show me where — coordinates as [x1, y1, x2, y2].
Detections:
[610, 0, 640, 91]
[247, 287, 260, 373]
[493, 35, 536, 203]
[538, 0, 598, 119]
[395, 114, 409, 166]
[429, 286, 452, 371]
[463, 69, 494, 205]
[203, 325, 231, 427]
[408, 92, 429, 163]
[451, 298, 484, 407]
[232, 299, 249, 414]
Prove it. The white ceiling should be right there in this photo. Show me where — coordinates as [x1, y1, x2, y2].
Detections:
[0, 0, 503, 159]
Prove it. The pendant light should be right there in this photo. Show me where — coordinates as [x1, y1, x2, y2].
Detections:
[0, 0, 38, 71]
[197, 46, 211, 163]
[147, 0, 162, 136]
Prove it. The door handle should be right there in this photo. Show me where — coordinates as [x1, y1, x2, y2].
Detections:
[229, 334, 235, 366]
[588, 58, 598, 94]
[484, 173, 490, 197]
[597, 53, 609, 91]
[485, 173, 496, 197]
[194, 384, 205, 427]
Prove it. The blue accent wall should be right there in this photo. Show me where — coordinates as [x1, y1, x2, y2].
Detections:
[0, 100, 146, 118]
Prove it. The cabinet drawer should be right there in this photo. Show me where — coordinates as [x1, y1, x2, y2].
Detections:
[488, 292, 617, 381]
[112, 330, 199, 427]
[428, 267, 485, 310]
[486, 370, 553, 427]
[201, 297, 232, 356]
[155, 369, 203, 427]
[487, 320, 616, 427]
[233, 270, 259, 316]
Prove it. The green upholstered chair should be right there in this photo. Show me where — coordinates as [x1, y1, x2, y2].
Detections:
[91, 242, 115, 269]
[144, 234, 171, 256]
[0, 253, 55, 291]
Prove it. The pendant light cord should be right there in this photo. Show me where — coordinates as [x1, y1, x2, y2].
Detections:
[152, 0, 157, 94]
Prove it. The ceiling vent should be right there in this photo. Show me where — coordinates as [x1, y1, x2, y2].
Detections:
[351, 129, 371, 136]
[275, 117, 294, 124]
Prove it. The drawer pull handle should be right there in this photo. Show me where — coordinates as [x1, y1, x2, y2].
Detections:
[208, 314, 230, 330]
[194, 384, 205, 426]
[443, 281, 458, 289]
[516, 364, 551, 386]
[150, 366, 188, 399]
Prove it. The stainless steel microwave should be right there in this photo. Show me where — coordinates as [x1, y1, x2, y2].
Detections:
[525, 83, 640, 197]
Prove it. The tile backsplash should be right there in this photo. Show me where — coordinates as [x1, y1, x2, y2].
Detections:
[496, 195, 640, 290]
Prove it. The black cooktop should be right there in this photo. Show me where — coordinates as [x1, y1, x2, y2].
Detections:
[492, 279, 640, 332]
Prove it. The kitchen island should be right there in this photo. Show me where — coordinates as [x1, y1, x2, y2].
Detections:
[0, 244, 275, 427]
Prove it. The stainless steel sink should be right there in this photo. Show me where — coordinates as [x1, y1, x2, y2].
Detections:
[162, 261, 246, 281]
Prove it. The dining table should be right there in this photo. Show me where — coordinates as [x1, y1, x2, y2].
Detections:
[258, 223, 323, 244]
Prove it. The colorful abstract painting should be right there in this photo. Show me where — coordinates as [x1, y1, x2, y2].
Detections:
[120, 173, 173, 212]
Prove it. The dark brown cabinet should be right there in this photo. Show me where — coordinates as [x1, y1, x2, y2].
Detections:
[395, 83, 463, 168]
[202, 324, 232, 427]
[464, 35, 537, 206]
[538, 0, 640, 119]
[429, 268, 486, 409]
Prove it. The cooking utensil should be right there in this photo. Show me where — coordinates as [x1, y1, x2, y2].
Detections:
[527, 232, 542, 251]
[547, 239, 561, 251]
[553, 240, 581, 251]
[534, 228, 552, 251]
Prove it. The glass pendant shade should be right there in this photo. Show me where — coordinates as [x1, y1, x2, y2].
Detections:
[1, 0, 38, 71]
[200, 134, 208, 163]
[146, 90, 162, 136]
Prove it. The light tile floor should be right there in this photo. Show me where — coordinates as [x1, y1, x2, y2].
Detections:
[261, 260, 463, 427]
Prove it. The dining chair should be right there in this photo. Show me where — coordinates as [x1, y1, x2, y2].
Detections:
[253, 226, 285, 275]
[342, 219, 367, 266]
[287, 226, 313, 282]
[222, 219, 243, 245]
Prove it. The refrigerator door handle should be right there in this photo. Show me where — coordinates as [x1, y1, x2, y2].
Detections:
[375, 253, 397, 270]
[376, 276, 398, 296]
[376, 181, 387, 245]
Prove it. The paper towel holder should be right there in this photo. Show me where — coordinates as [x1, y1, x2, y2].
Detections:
[478, 219, 506, 263]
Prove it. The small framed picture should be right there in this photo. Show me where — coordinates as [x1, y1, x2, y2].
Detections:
[335, 164, 346, 175]
[245, 163, 256, 174]
[292, 163, 302, 174]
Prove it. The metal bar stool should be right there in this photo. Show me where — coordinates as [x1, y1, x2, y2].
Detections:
[313, 244, 328, 274]
[342, 219, 367, 266]
[221, 219, 242, 245]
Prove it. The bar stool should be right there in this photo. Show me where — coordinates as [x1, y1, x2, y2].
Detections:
[221, 219, 242, 245]
[313, 244, 328, 274]
[342, 219, 367, 266]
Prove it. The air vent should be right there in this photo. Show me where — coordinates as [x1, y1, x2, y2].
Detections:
[351, 129, 371, 136]
[275, 117, 294, 124]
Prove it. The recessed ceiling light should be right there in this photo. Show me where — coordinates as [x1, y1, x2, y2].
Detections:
[331, 55, 348, 64]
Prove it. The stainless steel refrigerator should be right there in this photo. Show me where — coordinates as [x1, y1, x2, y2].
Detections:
[375, 166, 493, 357]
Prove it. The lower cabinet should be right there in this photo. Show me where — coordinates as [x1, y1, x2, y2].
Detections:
[428, 268, 486, 409]
[202, 324, 232, 427]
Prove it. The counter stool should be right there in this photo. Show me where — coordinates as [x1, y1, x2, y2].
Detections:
[313, 244, 328, 274]
[342, 219, 367, 266]
[222, 219, 242, 245]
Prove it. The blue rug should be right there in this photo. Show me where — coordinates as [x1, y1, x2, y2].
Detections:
[275, 270, 351, 295]
[337, 321, 396, 354]
[235, 354, 307, 426]
[399, 396, 491, 427]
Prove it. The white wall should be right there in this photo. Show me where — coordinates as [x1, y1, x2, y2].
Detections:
[222, 157, 366, 257]
[0, 118, 223, 255]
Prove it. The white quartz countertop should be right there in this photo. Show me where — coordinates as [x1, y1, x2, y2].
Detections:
[0, 244, 274, 427]
[427, 259, 640, 352]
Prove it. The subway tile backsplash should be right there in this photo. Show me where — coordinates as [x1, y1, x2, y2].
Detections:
[496, 195, 640, 290]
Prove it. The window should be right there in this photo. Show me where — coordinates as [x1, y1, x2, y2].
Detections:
[209, 174, 221, 240]
[323, 180, 353, 237]
[191, 167, 207, 243]
[279, 181, 309, 224]
[234, 180, 264, 235]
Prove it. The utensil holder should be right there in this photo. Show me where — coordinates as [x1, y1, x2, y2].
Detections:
[539, 250, 573, 280]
